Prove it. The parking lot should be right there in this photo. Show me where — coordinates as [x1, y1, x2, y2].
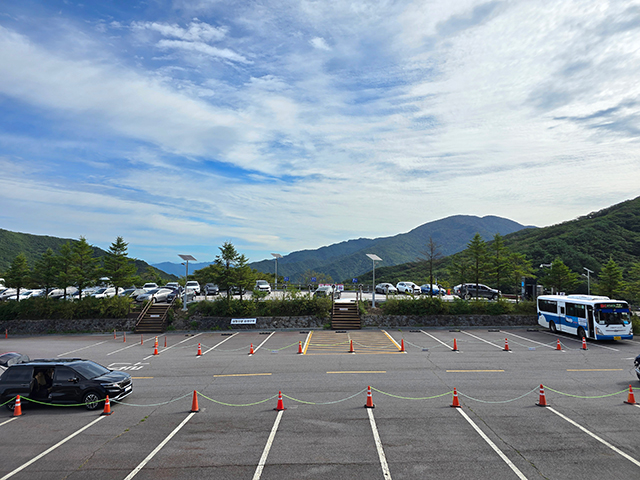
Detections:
[1, 327, 640, 479]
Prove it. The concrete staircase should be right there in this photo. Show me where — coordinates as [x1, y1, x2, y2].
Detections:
[135, 302, 172, 333]
[331, 302, 361, 330]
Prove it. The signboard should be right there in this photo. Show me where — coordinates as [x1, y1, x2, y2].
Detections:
[231, 318, 257, 325]
[352, 278, 358, 283]
[311, 277, 316, 282]
[284, 277, 289, 282]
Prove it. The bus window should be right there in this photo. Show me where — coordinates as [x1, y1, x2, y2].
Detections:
[566, 303, 586, 318]
[538, 299, 557, 313]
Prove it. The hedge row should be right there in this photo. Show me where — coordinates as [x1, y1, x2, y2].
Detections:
[189, 296, 333, 318]
[0, 296, 132, 321]
[379, 298, 537, 316]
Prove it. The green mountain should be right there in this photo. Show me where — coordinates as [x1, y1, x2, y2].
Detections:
[0, 229, 176, 282]
[356, 196, 640, 287]
[250, 215, 533, 282]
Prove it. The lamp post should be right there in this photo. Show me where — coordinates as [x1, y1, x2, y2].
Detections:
[271, 253, 282, 293]
[540, 263, 552, 294]
[366, 254, 382, 308]
[178, 254, 196, 311]
[583, 267, 593, 295]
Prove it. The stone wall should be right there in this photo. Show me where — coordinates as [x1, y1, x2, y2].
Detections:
[362, 314, 537, 328]
[0, 318, 137, 335]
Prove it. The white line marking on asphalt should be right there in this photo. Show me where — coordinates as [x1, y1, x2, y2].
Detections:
[107, 336, 156, 356]
[124, 412, 196, 480]
[57, 341, 108, 357]
[252, 410, 284, 480]
[504, 332, 559, 350]
[367, 408, 392, 480]
[420, 330, 454, 350]
[143, 333, 203, 360]
[253, 331, 276, 354]
[0, 416, 105, 480]
[302, 331, 312, 355]
[547, 407, 640, 467]
[461, 331, 509, 351]
[456, 408, 528, 480]
[540, 332, 619, 351]
[198, 332, 239, 357]
[0, 418, 17, 427]
[381, 330, 404, 352]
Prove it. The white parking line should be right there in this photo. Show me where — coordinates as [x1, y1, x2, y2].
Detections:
[367, 408, 392, 480]
[124, 412, 197, 480]
[461, 331, 509, 351]
[381, 330, 403, 351]
[505, 332, 558, 350]
[252, 331, 276, 354]
[57, 341, 108, 357]
[456, 408, 528, 480]
[540, 332, 619, 351]
[252, 410, 284, 480]
[0, 418, 18, 427]
[107, 335, 156, 356]
[143, 333, 203, 360]
[420, 330, 454, 350]
[547, 407, 640, 467]
[198, 332, 239, 357]
[0, 416, 105, 480]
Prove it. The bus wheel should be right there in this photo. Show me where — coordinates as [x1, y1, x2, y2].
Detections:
[577, 327, 586, 340]
[549, 321, 557, 333]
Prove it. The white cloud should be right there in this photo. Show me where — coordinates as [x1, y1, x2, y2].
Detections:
[156, 39, 250, 63]
[309, 37, 331, 51]
[132, 20, 227, 43]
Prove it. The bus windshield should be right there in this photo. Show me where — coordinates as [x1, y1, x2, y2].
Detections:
[596, 305, 630, 325]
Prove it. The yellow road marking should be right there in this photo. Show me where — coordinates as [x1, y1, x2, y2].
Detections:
[446, 370, 505, 373]
[566, 369, 624, 372]
[327, 371, 387, 374]
[381, 330, 403, 351]
[213, 373, 273, 377]
[302, 330, 313, 355]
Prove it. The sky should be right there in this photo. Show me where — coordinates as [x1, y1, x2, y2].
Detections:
[1, 1, 639, 265]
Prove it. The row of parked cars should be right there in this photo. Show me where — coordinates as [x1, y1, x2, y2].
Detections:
[374, 282, 501, 300]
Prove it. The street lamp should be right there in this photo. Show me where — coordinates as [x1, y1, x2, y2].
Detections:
[583, 267, 593, 295]
[178, 254, 196, 311]
[540, 263, 552, 294]
[366, 254, 382, 308]
[271, 253, 282, 292]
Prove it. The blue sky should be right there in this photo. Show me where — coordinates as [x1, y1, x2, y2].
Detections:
[1, 1, 639, 264]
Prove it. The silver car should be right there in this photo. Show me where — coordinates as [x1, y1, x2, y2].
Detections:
[135, 288, 174, 303]
[375, 283, 398, 294]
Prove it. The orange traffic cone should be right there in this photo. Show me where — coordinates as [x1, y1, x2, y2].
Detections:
[624, 385, 637, 405]
[452, 338, 458, 352]
[297, 341, 303, 354]
[364, 385, 375, 408]
[113, 329, 116, 339]
[197, 343, 202, 356]
[164, 336, 167, 348]
[155, 336, 158, 347]
[5, 328, 7, 339]
[153, 343, 158, 355]
[249, 343, 254, 355]
[349, 339, 355, 353]
[581, 337, 588, 350]
[141, 335, 143, 345]
[504, 338, 510, 351]
[191, 390, 200, 413]
[123, 332, 126, 343]
[101, 395, 112, 415]
[13, 395, 22, 417]
[536, 384, 548, 407]
[275, 391, 286, 411]
[556, 339, 562, 351]
[451, 388, 461, 408]
[400, 339, 405, 352]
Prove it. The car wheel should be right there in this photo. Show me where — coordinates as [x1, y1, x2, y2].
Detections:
[151, 297, 156, 304]
[491, 294, 497, 301]
[464, 293, 471, 300]
[83, 391, 102, 410]
[549, 321, 557, 333]
[577, 327, 586, 340]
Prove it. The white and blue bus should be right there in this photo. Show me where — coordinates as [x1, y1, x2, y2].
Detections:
[537, 294, 633, 340]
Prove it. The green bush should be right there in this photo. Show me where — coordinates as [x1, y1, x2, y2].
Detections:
[0, 296, 132, 321]
[632, 313, 640, 335]
[190, 296, 332, 318]
[380, 297, 536, 316]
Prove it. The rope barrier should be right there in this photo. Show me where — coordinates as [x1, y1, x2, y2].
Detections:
[371, 387, 453, 400]
[458, 387, 539, 404]
[543, 386, 629, 399]
[112, 392, 193, 407]
[282, 389, 367, 405]
[196, 392, 278, 407]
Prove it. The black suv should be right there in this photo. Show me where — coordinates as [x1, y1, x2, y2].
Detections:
[0, 358, 133, 411]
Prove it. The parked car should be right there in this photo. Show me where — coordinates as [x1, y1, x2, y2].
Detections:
[635, 354, 640, 381]
[314, 285, 340, 299]
[5, 290, 35, 301]
[48, 287, 78, 299]
[375, 283, 398, 294]
[0, 352, 30, 373]
[204, 283, 219, 295]
[92, 287, 117, 299]
[0, 358, 133, 411]
[142, 283, 158, 291]
[185, 281, 201, 295]
[420, 284, 446, 296]
[164, 282, 180, 290]
[0, 288, 17, 301]
[254, 280, 271, 293]
[454, 283, 500, 300]
[167, 288, 195, 304]
[396, 282, 421, 295]
[135, 288, 174, 303]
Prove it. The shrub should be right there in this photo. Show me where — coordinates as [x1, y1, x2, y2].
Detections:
[190, 297, 332, 318]
[0, 296, 132, 321]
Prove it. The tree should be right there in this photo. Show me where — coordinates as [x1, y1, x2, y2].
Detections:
[300, 270, 333, 286]
[5, 253, 31, 301]
[102, 236, 137, 295]
[142, 266, 163, 285]
[71, 236, 98, 299]
[421, 236, 442, 297]
[508, 252, 535, 303]
[56, 242, 74, 299]
[596, 257, 623, 299]
[214, 242, 241, 302]
[539, 258, 581, 294]
[33, 248, 58, 296]
[624, 262, 640, 304]
[466, 233, 488, 299]
[448, 252, 470, 289]
[490, 233, 510, 294]
[234, 254, 256, 300]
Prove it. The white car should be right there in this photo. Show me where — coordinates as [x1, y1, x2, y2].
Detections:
[92, 287, 117, 298]
[185, 281, 201, 295]
[375, 283, 398, 294]
[255, 280, 271, 293]
[396, 281, 421, 295]
[0, 289, 17, 301]
[142, 283, 158, 291]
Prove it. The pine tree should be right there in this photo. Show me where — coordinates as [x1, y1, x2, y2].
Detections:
[5, 253, 31, 301]
[466, 233, 488, 299]
[508, 252, 535, 303]
[33, 248, 58, 296]
[490, 233, 510, 294]
[71, 236, 98, 299]
[596, 257, 623, 299]
[103, 236, 137, 295]
[539, 258, 580, 294]
[56, 242, 74, 299]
